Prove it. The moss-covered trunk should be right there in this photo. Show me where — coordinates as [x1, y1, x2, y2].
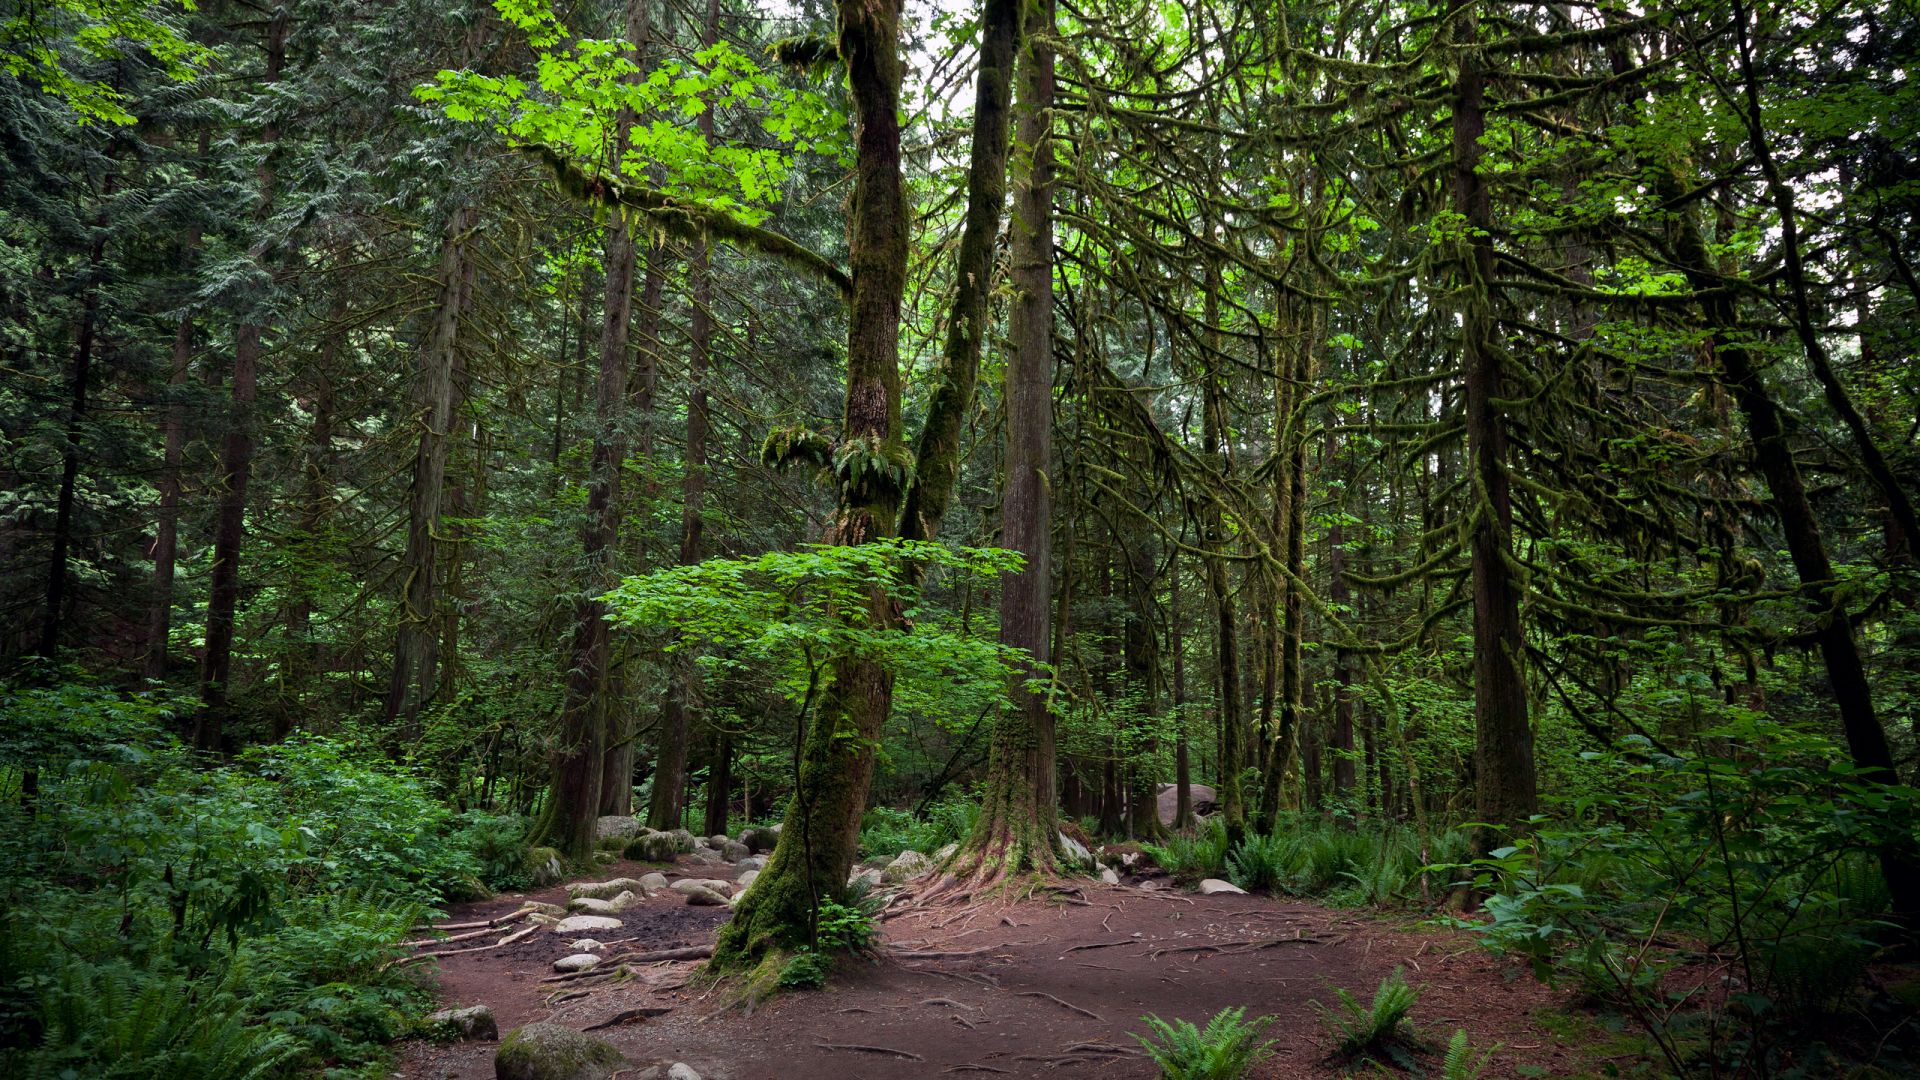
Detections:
[710, 0, 908, 975]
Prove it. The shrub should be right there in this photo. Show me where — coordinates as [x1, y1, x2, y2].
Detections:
[777, 947, 829, 990]
[1142, 818, 1231, 881]
[1311, 967, 1421, 1065]
[1441, 1029, 1497, 1080]
[1129, 1005, 1274, 1079]
[1226, 832, 1292, 893]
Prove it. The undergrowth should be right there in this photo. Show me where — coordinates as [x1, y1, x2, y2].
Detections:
[1130, 1005, 1275, 1080]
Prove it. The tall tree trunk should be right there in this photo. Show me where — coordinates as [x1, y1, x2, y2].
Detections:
[278, 316, 339, 736]
[1125, 531, 1167, 840]
[1328, 430, 1356, 802]
[195, 12, 288, 750]
[1453, 12, 1534, 873]
[704, 724, 732, 837]
[1199, 260, 1247, 843]
[897, 0, 1019, 550]
[145, 312, 192, 683]
[1171, 550, 1194, 829]
[711, 0, 910, 975]
[940, 0, 1060, 889]
[546, 0, 655, 855]
[384, 205, 476, 738]
[40, 227, 106, 662]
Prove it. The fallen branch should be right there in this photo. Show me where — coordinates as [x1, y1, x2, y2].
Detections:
[1017, 991, 1104, 1021]
[888, 946, 994, 960]
[920, 997, 979, 1010]
[411, 910, 529, 933]
[543, 945, 713, 982]
[1064, 1043, 1139, 1055]
[1145, 939, 1265, 958]
[582, 1008, 671, 1031]
[942, 1066, 1010, 1074]
[400, 926, 499, 949]
[814, 1043, 925, 1060]
[951, 1014, 981, 1030]
[1059, 940, 1134, 957]
[383, 922, 542, 969]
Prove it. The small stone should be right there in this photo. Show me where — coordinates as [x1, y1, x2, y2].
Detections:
[1137, 880, 1160, 890]
[683, 886, 729, 906]
[494, 1022, 629, 1080]
[847, 867, 882, 888]
[553, 953, 601, 973]
[637, 872, 669, 893]
[525, 912, 560, 927]
[670, 878, 732, 895]
[719, 840, 750, 862]
[567, 897, 621, 915]
[1100, 867, 1120, 885]
[607, 890, 640, 912]
[708, 833, 729, 846]
[570, 939, 606, 952]
[739, 826, 779, 853]
[934, 842, 959, 860]
[668, 828, 696, 850]
[426, 1004, 498, 1041]
[667, 1065, 702, 1080]
[734, 855, 767, 873]
[1197, 878, 1246, 895]
[552, 914, 624, 934]
[1057, 832, 1091, 863]
[735, 869, 759, 889]
[592, 850, 618, 864]
[517, 901, 567, 917]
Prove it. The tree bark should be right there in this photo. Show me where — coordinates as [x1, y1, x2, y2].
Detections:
[384, 205, 476, 737]
[939, 0, 1061, 889]
[145, 312, 192, 683]
[1198, 259, 1247, 843]
[40, 228, 105, 662]
[1453, 16, 1534, 870]
[704, 724, 732, 837]
[711, 0, 910, 976]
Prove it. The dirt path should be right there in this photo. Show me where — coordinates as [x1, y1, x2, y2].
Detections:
[397, 859, 1602, 1080]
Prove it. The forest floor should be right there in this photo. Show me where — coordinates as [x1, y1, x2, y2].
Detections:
[394, 855, 1630, 1080]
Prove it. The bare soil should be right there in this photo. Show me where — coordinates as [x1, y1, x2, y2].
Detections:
[396, 858, 1615, 1080]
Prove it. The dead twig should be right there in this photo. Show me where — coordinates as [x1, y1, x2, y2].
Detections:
[582, 1007, 671, 1031]
[942, 1066, 1010, 1074]
[920, 997, 979, 1010]
[887, 946, 994, 960]
[814, 1042, 925, 1061]
[1058, 940, 1133, 957]
[1017, 991, 1103, 1021]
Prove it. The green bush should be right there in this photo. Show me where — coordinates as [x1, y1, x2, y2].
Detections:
[1142, 818, 1231, 881]
[449, 811, 534, 891]
[858, 800, 978, 859]
[1129, 1005, 1274, 1079]
[1226, 832, 1292, 893]
[1311, 967, 1421, 1066]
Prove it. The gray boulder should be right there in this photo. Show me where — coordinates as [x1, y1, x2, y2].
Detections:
[1197, 878, 1246, 895]
[524, 847, 565, 886]
[637, 872, 669, 893]
[624, 832, 680, 864]
[567, 897, 621, 915]
[595, 816, 643, 841]
[668, 1066, 703, 1080]
[719, 840, 750, 862]
[1099, 867, 1121, 885]
[552, 914, 623, 935]
[494, 1022, 630, 1080]
[683, 886, 730, 906]
[735, 869, 759, 890]
[1156, 783, 1218, 825]
[569, 877, 647, 901]
[884, 850, 933, 883]
[516, 900, 567, 918]
[670, 878, 732, 895]
[739, 826, 780, 853]
[1057, 832, 1091, 863]
[427, 1004, 498, 1041]
[668, 828, 696, 850]
[592, 850, 619, 865]
[707, 833, 730, 846]
[553, 953, 601, 973]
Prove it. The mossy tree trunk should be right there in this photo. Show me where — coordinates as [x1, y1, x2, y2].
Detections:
[710, 0, 909, 974]
[936, 0, 1061, 892]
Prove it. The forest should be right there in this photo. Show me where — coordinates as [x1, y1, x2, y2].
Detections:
[2, 0, 1918, 1076]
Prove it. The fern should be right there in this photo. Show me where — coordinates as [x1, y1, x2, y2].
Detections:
[1129, 1006, 1275, 1080]
[1441, 1028, 1498, 1080]
[1311, 967, 1421, 1059]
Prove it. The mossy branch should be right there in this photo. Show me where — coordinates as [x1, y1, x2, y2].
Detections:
[522, 144, 852, 299]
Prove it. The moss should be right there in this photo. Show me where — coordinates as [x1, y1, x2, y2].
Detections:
[494, 1022, 628, 1080]
[523, 847, 564, 886]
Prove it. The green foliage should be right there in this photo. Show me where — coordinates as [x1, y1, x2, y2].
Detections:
[1225, 832, 1289, 892]
[1128, 1006, 1275, 1080]
[1311, 967, 1421, 1065]
[858, 800, 977, 859]
[814, 895, 878, 957]
[1142, 818, 1232, 881]
[0, 0, 207, 126]
[1441, 1029, 1497, 1080]
[9, 956, 298, 1080]
[776, 947, 829, 990]
[449, 812, 536, 892]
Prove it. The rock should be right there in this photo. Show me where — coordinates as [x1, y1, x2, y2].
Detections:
[570, 939, 606, 952]
[592, 850, 618, 864]
[1137, 880, 1160, 890]
[734, 855, 767, 873]
[1156, 783, 1218, 826]
[524, 847, 565, 886]
[708, 833, 730, 846]
[569, 878, 646, 901]
[1197, 878, 1246, 895]
[668, 1065, 703, 1080]
[525, 912, 560, 927]
[719, 840, 750, 862]
[624, 833, 680, 864]
[934, 842, 958, 860]
[596, 815, 643, 841]
[670, 878, 732, 896]
[567, 897, 620, 915]
[735, 870, 759, 889]
[552, 914, 624, 934]
[683, 886, 730, 906]
[739, 827, 779, 853]
[609, 890, 639, 912]
[427, 1004, 498, 1041]
[848, 867, 882, 889]
[1057, 832, 1092, 863]
[884, 850, 933, 883]
[1100, 866, 1121, 885]
[637, 872, 669, 893]
[517, 901, 567, 917]
[668, 828, 696, 850]
[494, 1021, 630, 1080]
[553, 953, 601, 973]
[595, 836, 628, 852]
